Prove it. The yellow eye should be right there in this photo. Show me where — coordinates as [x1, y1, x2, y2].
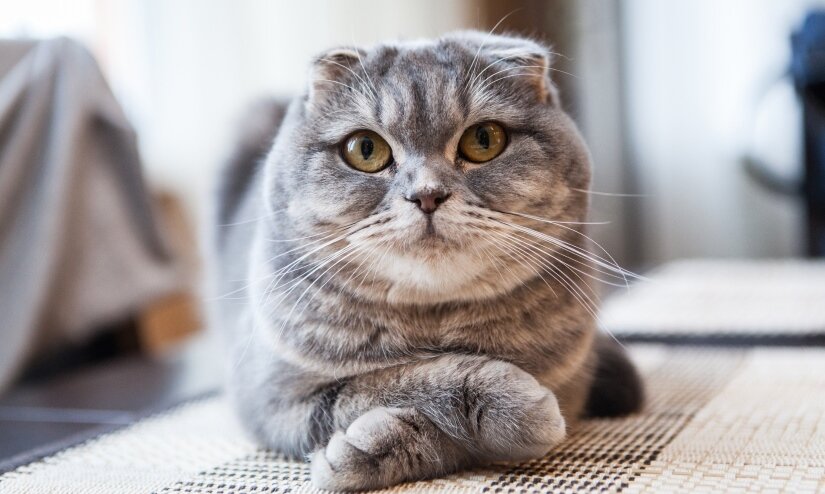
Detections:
[458, 122, 507, 163]
[342, 130, 393, 172]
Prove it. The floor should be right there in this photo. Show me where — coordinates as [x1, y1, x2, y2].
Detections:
[0, 336, 221, 463]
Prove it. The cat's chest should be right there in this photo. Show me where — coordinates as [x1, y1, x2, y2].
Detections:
[335, 296, 583, 364]
[275, 280, 591, 376]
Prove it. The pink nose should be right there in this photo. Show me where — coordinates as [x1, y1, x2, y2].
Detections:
[405, 190, 451, 214]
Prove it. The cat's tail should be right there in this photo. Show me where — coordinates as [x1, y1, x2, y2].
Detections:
[584, 333, 645, 417]
[215, 98, 290, 227]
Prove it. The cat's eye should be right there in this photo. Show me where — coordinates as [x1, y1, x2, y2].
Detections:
[342, 130, 393, 173]
[458, 122, 507, 163]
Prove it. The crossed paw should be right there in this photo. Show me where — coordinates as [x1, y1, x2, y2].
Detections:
[311, 361, 565, 491]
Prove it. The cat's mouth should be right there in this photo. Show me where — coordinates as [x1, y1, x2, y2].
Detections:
[390, 217, 453, 251]
[417, 229, 447, 246]
[424, 216, 438, 237]
[418, 212, 461, 246]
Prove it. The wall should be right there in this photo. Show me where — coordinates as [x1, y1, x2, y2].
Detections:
[621, 0, 819, 263]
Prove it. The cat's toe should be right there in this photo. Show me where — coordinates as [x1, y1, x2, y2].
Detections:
[310, 431, 374, 491]
[310, 408, 402, 491]
[309, 446, 337, 490]
[509, 390, 566, 460]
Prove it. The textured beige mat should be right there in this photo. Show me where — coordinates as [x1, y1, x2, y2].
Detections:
[601, 260, 825, 340]
[1, 345, 823, 493]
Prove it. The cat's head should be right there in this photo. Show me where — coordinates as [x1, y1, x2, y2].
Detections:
[261, 32, 591, 304]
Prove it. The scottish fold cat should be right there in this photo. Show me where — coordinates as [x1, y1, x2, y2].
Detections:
[209, 31, 643, 491]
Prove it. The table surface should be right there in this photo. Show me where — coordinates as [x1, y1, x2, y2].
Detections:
[0, 335, 221, 462]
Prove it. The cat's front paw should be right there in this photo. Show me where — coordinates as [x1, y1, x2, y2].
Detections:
[310, 407, 444, 491]
[472, 360, 566, 461]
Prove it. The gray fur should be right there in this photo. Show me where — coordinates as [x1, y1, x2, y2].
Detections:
[208, 31, 643, 491]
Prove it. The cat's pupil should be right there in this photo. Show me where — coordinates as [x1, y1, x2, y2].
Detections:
[476, 127, 490, 149]
[361, 137, 374, 160]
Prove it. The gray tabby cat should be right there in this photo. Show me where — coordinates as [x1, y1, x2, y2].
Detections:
[209, 31, 643, 491]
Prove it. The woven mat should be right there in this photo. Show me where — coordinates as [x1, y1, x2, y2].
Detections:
[1, 345, 823, 493]
[601, 259, 825, 341]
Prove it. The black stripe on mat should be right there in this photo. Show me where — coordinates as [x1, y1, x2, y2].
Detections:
[618, 333, 825, 347]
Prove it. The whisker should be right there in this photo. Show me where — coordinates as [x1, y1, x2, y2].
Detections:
[490, 231, 604, 327]
[469, 54, 538, 91]
[260, 211, 393, 319]
[462, 8, 523, 97]
[483, 224, 630, 349]
[571, 187, 647, 198]
[318, 57, 378, 104]
[278, 242, 371, 335]
[264, 212, 388, 285]
[212, 223, 360, 302]
[475, 64, 548, 88]
[490, 213, 642, 283]
[363, 237, 396, 292]
[266, 221, 355, 243]
[217, 208, 287, 227]
[483, 234, 546, 297]
[270, 244, 358, 334]
[508, 231, 630, 288]
[492, 230, 602, 302]
[492, 223, 632, 283]
[264, 243, 360, 321]
[489, 231, 575, 305]
[314, 78, 369, 96]
[469, 239, 511, 292]
[261, 230, 352, 292]
[333, 237, 392, 302]
[265, 236, 355, 295]
[353, 49, 381, 103]
[256, 222, 371, 308]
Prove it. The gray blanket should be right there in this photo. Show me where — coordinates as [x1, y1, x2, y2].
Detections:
[0, 38, 180, 390]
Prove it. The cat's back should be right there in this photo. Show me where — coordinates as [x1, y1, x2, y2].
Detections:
[208, 98, 290, 335]
[215, 98, 289, 233]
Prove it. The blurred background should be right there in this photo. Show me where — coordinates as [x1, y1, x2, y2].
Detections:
[1, 0, 823, 463]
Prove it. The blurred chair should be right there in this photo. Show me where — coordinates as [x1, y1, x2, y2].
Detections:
[792, 11, 825, 256]
[745, 10, 825, 257]
[0, 38, 191, 391]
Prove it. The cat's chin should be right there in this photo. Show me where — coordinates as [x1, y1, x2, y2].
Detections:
[368, 245, 534, 305]
[383, 281, 507, 305]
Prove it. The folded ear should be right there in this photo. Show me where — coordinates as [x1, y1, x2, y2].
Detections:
[482, 44, 560, 106]
[307, 47, 368, 106]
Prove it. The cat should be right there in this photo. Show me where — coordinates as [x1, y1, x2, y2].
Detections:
[208, 31, 643, 491]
